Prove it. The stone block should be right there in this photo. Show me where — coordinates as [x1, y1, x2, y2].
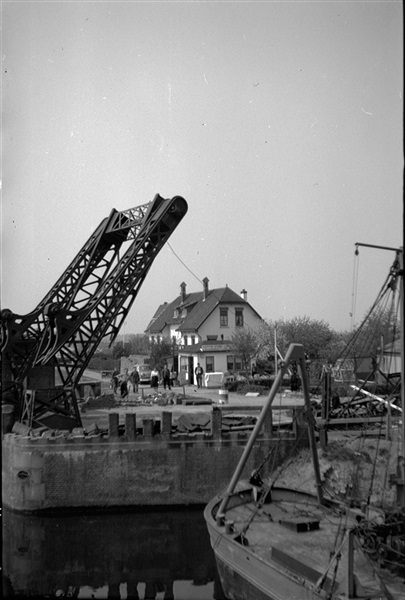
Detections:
[12, 422, 31, 436]
[161, 412, 172, 436]
[108, 413, 119, 438]
[142, 419, 154, 438]
[211, 407, 222, 438]
[125, 413, 136, 441]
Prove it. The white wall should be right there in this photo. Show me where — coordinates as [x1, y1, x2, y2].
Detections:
[198, 304, 262, 341]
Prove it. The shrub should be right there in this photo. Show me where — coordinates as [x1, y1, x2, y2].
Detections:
[238, 383, 265, 395]
[224, 381, 266, 395]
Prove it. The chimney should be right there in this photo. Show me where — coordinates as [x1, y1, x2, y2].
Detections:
[240, 289, 247, 301]
[203, 277, 209, 300]
[180, 282, 187, 304]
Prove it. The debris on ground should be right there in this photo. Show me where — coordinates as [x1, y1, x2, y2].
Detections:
[182, 397, 212, 405]
[276, 434, 400, 509]
[176, 413, 211, 433]
[221, 414, 257, 431]
[81, 394, 116, 410]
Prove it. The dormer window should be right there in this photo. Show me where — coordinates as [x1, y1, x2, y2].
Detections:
[174, 309, 179, 318]
[220, 308, 228, 327]
[235, 308, 244, 327]
[181, 308, 187, 318]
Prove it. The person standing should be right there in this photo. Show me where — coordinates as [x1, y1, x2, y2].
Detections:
[162, 364, 171, 390]
[170, 369, 177, 388]
[111, 369, 119, 393]
[120, 368, 130, 399]
[151, 367, 159, 391]
[195, 363, 204, 389]
[131, 367, 140, 393]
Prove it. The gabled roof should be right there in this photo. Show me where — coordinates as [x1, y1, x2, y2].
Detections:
[145, 286, 262, 334]
[145, 302, 170, 332]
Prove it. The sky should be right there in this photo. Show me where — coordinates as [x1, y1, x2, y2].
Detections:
[2, 0, 403, 338]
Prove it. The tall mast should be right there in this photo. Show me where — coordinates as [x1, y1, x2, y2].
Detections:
[399, 248, 404, 458]
[355, 242, 404, 508]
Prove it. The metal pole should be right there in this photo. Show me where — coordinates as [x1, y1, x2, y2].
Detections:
[355, 242, 400, 253]
[399, 249, 404, 460]
[217, 344, 323, 515]
[355, 243, 404, 507]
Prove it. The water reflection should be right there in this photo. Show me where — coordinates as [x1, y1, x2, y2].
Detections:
[3, 507, 226, 599]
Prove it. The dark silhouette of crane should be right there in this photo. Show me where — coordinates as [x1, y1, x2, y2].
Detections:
[1, 194, 188, 430]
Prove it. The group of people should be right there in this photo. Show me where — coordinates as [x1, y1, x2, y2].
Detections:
[110, 362, 205, 397]
[151, 364, 175, 391]
[111, 364, 177, 397]
[111, 367, 140, 398]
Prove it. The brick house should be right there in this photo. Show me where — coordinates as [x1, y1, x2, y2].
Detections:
[145, 278, 263, 385]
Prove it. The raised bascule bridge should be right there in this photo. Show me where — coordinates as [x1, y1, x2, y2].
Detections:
[2, 194, 313, 513]
[1, 194, 188, 431]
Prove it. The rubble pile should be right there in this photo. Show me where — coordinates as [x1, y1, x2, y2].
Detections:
[81, 393, 116, 410]
[10, 413, 258, 439]
[110, 391, 212, 407]
[276, 435, 400, 508]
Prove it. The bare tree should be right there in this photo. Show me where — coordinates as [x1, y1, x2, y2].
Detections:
[229, 328, 261, 374]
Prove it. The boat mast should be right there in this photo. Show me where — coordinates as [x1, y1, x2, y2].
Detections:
[354, 242, 404, 508]
[218, 343, 324, 516]
[400, 248, 404, 464]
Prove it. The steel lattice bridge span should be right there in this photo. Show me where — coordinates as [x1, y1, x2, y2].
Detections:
[1, 194, 188, 430]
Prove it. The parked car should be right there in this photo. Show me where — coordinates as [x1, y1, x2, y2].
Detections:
[137, 364, 152, 384]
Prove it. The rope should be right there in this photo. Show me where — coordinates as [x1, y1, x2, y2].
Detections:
[239, 410, 313, 538]
[366, 417, 385, 506]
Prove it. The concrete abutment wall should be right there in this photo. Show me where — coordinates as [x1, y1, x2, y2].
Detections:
[2, 407, 309, 512]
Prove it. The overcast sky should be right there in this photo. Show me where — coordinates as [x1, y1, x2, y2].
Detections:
[2, 1, 403, 338]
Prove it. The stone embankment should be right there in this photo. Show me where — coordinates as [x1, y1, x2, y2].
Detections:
[2, 387, 309, 512]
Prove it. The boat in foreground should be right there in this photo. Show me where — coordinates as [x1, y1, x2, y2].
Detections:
[204, 343, 405, 600]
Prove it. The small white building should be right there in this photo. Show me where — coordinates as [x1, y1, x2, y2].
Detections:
[378, 339, 402, 380]
[145, 278, 263, 386]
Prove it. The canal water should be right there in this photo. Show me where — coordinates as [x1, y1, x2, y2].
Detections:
[3, 507, 227, 600]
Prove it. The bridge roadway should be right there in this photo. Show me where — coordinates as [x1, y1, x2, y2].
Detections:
[79, 381, 305, 432]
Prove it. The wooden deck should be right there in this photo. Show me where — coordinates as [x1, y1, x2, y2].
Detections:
[214, 489, 405, 599]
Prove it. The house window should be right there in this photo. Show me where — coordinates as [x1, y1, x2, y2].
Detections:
[206, 356, 215, 372]
[184, 336, 188, 346]
[227, 355, 243, 371]
[220, 308, 228, 327]
[181, 308, 187, 317]
[180, 356, 188, 372]
[191, 335, 195, 345]
[235, 308, 244, 327]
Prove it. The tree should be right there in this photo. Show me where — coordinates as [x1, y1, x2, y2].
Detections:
[127, 333, 150, 355]
[229, 328, 261, 374]
[274, 316, 334, 360]
[112, 341, 132, 358]
[255, 317, 339, 378]
[149, 337, 174, 369]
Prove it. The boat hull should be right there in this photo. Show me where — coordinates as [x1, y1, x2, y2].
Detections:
[216, 556, 276, 600]
[204, 495, 330, 600]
